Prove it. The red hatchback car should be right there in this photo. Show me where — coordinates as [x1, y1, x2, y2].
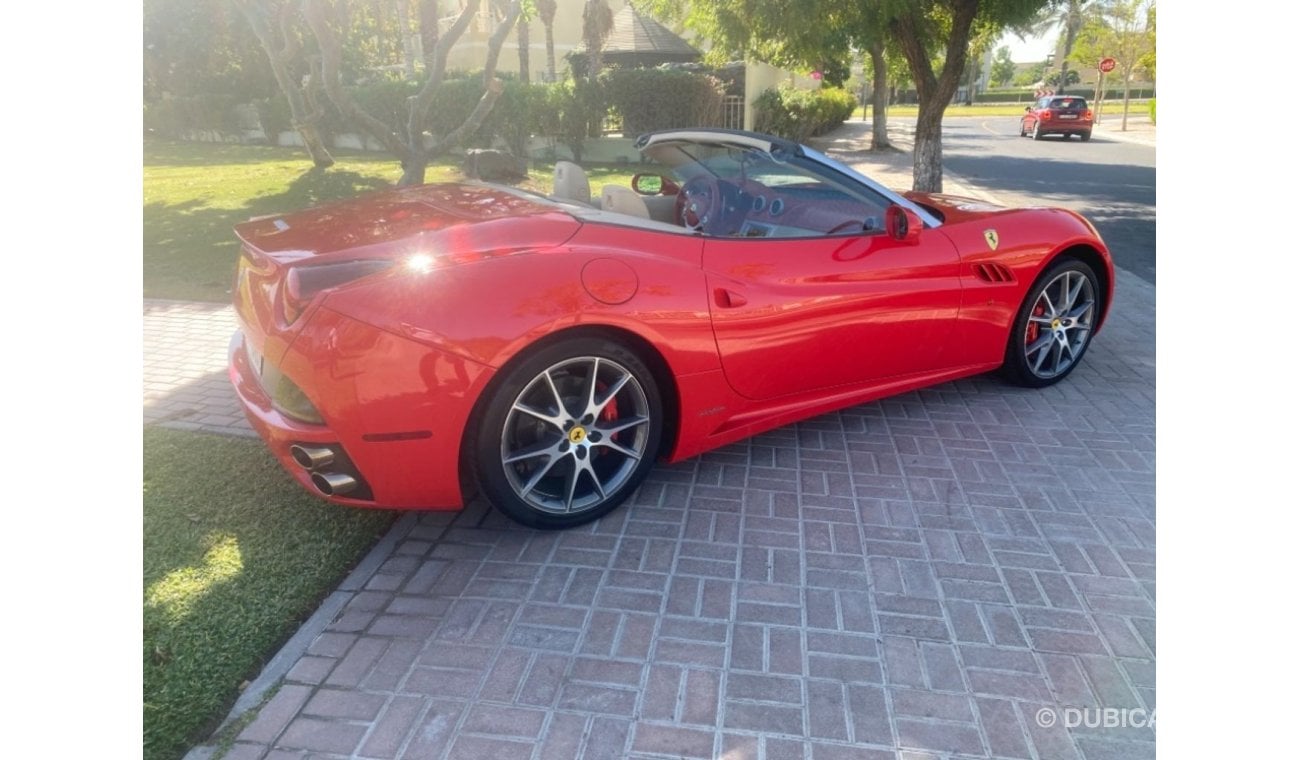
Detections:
[1021, 96, 1093, 141]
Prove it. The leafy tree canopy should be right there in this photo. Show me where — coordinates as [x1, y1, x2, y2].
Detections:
[991, 45, 1017, 86]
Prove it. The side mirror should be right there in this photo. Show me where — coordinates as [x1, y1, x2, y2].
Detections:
[632, 173, 678, 196]
[886, 205, 923, 244]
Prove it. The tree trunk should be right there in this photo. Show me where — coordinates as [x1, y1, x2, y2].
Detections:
[912, 101, 945, 193]
[891, 0, 977, 192]
[1121, 67, 1131, 131]
[235, 0, 335, 168]
[544, 23, 556, 81]
[517, 15, 530, 83]
[303, 0, 519, 187]
[965, 56, 977, 105]
[869, 41, 890, 150]
[295, 123, 335, 168]
[1059, 29, 1077, 91]
[400, 159, 429, 186]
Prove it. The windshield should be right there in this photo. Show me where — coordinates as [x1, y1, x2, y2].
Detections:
[640, 141, 892, 238]
[1051, 97, 1087, 110]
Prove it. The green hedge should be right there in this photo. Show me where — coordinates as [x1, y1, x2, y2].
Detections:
[601, 68, 726, 135]
[751, 86, 856, 141]
[145, 94, 247, 138]
[976, 87, 1157, 104]
[252, 76, 565, 152]
[1148, 97, 1156, 124]
[152, 69, 738, 153]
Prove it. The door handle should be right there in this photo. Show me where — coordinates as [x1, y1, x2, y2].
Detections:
[714, 288, 748, 308]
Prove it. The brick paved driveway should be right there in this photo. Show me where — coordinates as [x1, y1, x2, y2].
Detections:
[147, 263, 1154, 760]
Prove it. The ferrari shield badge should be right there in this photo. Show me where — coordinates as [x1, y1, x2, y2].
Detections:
[983, 229, 999, 251]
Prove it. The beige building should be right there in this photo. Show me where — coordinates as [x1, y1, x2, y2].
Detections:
[436, 0, 818, 132]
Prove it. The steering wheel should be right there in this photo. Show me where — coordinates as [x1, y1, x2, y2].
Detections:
[826, 219, 865, 235]
[677, 175, 720, 233]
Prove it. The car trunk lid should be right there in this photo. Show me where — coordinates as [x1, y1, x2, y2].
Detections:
[232, 183, 580, 364]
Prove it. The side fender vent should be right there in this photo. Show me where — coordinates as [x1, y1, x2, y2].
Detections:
[973, 263, 1016, 284]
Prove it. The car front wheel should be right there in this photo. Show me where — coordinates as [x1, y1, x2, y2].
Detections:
[473, 338, 663, 529]
[1001, 259, 1100, 388]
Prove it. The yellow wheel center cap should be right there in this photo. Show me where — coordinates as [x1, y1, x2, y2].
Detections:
[568, 426, 587, 444]
[1051, 318, 1062, 330]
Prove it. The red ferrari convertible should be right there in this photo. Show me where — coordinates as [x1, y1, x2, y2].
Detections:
[229, 128, 1113, 528]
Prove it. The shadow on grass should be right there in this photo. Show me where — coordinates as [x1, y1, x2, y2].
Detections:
[144, 163, 397, 302]
[144, 139, 396, 168]
[143, 424, 395, 760]
[143, 139, 643, 301]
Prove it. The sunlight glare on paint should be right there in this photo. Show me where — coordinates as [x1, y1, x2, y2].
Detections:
[407, 253, 434, 273]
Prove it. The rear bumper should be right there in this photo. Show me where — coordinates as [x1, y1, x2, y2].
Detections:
[228, 307, 495, 510]
[1039, 118, 1093, 134]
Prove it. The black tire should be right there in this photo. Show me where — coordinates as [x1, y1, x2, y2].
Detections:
[1080, 130, 1092, 142]
[1019, 122, 1027, 137]
[1031, 121, 1043, 140]
[473, 337, 663, 529]
[1001, 258, 1100, 388]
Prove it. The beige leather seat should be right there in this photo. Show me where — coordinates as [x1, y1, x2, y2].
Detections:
[600, 185, 651, 219]
[552, 161, 593, 206]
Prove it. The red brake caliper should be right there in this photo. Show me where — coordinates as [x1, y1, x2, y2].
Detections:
[1027, 303, 1045, 344]
[597, 382, 618, 456]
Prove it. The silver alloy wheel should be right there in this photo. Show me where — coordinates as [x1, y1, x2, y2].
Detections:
[1023, 269, 1096, 379]
[500, 356, 651, 514]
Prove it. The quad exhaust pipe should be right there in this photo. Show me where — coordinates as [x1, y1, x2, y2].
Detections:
[289, 443, 357, 496]
[290, 444, 335, 469]
[311, 471, 358, 496]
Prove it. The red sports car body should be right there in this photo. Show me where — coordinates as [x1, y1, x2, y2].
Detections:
[230, 129, 1113, 528]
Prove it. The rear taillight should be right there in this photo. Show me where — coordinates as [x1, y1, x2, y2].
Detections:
[1084, 109, 1093, 120]
[1042, 110, 1053, 120]
[282, 259, 393, 324]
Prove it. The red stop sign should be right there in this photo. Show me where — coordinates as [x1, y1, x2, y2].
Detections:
[1099, 57, 1117, 73]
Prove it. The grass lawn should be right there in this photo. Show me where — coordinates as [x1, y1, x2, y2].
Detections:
[144, 140, 638, 302]
[143, 427, 396, 760]
[886, 103, 1037, 118]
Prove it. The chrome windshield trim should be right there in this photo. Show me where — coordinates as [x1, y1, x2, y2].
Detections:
[636, 129, 786, 153]
[800, 147, 944, 228]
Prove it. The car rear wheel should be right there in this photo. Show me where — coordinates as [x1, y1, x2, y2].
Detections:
[1080, 130, 1092, 141]
[1032, 121, 1043, 140]
[473, 338, 663, 529]
[1001, 258, 1099, 388]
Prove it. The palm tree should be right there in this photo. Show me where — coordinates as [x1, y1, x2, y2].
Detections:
[1015, 0, 1097, 94]
[517, 5, 531, 83]
[537, 0, 557, 81]
[581, 0, 613, 83]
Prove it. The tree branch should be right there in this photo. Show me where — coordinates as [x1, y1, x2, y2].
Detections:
[406, 0, 481, 146]
[302, 0, 410, 159]
[277, 1, 302, 62]
[435, 0, 521, 150]
[937, 0, 979, 96]
[419, 0, 439, 72]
